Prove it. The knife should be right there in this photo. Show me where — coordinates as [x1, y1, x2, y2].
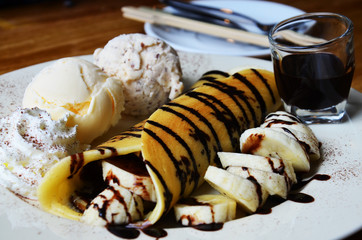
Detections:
[168, 5, 248, 30]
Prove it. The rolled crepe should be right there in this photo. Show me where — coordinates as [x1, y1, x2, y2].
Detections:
[37, 68, 281, 227]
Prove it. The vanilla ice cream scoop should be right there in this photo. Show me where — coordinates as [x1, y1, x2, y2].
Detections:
[22, 57, 125, 144]
[94, 33, 183, 116]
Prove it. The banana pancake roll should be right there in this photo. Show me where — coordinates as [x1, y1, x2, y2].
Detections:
[37, 68, 281, 227]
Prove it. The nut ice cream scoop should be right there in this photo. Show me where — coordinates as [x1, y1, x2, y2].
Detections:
[22, 57, 125, 144]
[93, 33, 183, 116]
[0, 107, 89, 201]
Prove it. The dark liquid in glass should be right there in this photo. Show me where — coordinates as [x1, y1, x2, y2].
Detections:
[273, 53, 354, 110]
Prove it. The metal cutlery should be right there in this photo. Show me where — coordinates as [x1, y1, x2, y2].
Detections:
[159, 0, 276, 34]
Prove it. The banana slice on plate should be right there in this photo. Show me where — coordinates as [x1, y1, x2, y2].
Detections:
[261, 126, 320, 161]
[264, 111, 303, 124]
[263, 111, 314, 137]
[218, 152, 297, 184]
[102, 154, 157, 202]
[240, 127, 310, 172]
[82, 185, 144, 226]
[204, 166, 269, 213]
[261, 111, 320, 161]
[226, 166, 289, 198]
[174, 194, 236, 226]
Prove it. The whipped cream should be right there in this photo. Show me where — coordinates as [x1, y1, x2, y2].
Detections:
[0, 107, 89, 201]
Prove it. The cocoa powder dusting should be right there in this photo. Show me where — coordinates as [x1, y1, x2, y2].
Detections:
[321, 139, 361, 182]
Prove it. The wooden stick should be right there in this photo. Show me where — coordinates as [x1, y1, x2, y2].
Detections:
[276, 29, 326, 46]
[122, 6, 270, 47]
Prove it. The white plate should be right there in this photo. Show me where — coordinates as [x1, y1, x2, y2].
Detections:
[0, 53, 362, 240]
[144, 0, 305, 57]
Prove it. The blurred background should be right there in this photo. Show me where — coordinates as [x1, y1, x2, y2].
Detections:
[0, 0, 360, 89]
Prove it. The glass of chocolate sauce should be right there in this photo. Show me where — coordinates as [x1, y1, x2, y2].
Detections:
[268, 12, 355, 123]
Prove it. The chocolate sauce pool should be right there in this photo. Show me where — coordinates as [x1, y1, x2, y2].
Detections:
[107, 225, 168, 239]
[105, 174, 330, 239]
[256, 174, 330, 215]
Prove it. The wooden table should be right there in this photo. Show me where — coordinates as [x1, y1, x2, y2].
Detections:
[0, 0, 361, 238]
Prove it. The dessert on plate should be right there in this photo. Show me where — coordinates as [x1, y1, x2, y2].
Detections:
[37, 68, 282, 227]
[0, 33, 321, 233]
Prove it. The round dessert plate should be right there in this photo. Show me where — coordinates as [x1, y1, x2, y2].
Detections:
[0, 53, 362, 239]
[144, 0, 305, 57]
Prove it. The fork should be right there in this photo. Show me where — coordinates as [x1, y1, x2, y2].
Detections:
[159, 0, 276, 34]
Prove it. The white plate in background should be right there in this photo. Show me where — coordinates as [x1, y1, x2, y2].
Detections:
[0, 52, 362, 239]
[144, 1, 305, 56]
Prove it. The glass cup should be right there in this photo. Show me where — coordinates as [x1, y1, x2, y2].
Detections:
[268, 12, 355, 124]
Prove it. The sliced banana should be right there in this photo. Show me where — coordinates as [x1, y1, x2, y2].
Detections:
[262, 114, 311, 134]
[82, 185, 143, 226]
[240, 127, 310, 172]
[264, 111, 303, 124]
[261, 111, 320, 161]
[102, 157, 157, 202]
[226, 166, 289, 198]
[262, 111, 318, 145]
[218, 152, 297, 184]
[174, 194, 236, 226]
[204, 166, 268, 213]
[261, 126, 320, 161]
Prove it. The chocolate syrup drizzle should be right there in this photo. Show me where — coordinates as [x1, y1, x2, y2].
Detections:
[68, 153, 84, 179]
[201, 71, 265, 129]
[146, 119, 201, 192]
[200, 79, 251, 129]
[167, 101, 222, 153]
[265, 112, 302, 123]
[143, 127, 187, 197]
[185, 91, 240, 151]
[202, 70, 230, 78]
[159, 105, 211, 162]
[106, 123, 144, 143]
[251, 68, 277, 104]
[233, 72, 267, 118]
